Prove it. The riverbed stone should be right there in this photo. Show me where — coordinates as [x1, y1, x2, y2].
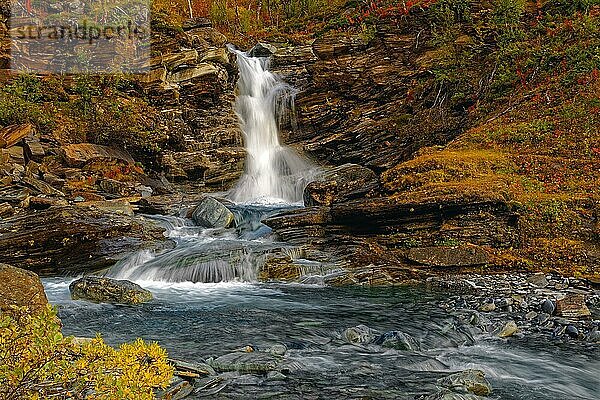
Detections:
[437, 369, 492, 396]
[0, 263, 48, 316]
[372, 330, 421, 351]
[342, 324, 379, 344]
[555, 294, 591, 319]
[191, 196, 235, 228]
[498, 320, 518, 338]
[527, 273, 549, 288]
[541, 299, 555, 315]
[69, 276, 153, 305]
[209, 351, 280, 374]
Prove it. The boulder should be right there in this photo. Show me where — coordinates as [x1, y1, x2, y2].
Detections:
[59, 143, 134, 168]
[69, 276, 153, 305]
[555, 294, 591, 319]
[303, 164, 379, 206]
[0, 264, 48, 315]
[437, 369, 492, 396]
[191, 196, 235, 228]
[167, 63, 219, 83]
[248, 42, 277, 58]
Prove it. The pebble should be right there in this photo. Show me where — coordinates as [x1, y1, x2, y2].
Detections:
[479, 302, 496, 312]
[525, 311, 538, 320]
[498, 321, 518, 338]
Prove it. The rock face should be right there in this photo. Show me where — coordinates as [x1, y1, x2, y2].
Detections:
[191, 196, 235, 228]
[69, 276, 153, 305]
[0, 207, 168, 276]
[303, 163, 379, 206]
[0, 264, 48, 315]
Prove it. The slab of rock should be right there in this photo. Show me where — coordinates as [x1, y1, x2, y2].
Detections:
[70, 276, 153, 304]
[0, 124, 34, 149]
[0, 264, 48, 315]
[0, 206, 168, 276]
[209, 351, 280, 374]
[249, 42, 277, 57]
[555, 294, 591, 319]
[168, 63, 219, 83]
[191, 196, 234, 228]
[59, 143, 135, 168]
[437, 369, 492, 396]
[407, 246, 489, 268]
[303, 163, 379, 206]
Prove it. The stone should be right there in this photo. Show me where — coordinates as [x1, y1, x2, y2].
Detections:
[437, 369, 492, 396]
[209, 351, 280, 374]
[69, 276, 153, 305]
[59, 143, 134, 168]
[191, 196, 235, 228]
[342, 324, 378, 344]
[160, 49, 198, 70]
[0, 202, 14, 217]
[0, 264, 48, 316]
[303, 163, 379, 206]
[525, 311, 538, 320]
[498, 321, 518, 338]
[249, 42, 277, 57]
[527, 273, 549, 288]
[23, 139, 45, 163]
[565, 325, 579, 339]
[268, 344, 288, 356]
[201, 47, 230, 64]
[169, 358, 215, 378]
[167, 63, 219, 83]
[372, 331, 420, 351]
[408, 246, 490, 268]
[541, 299, 556, 315]
[479, 302, 496, 312]
[0, 123, 34, 148]
[555, 294, 591, 319]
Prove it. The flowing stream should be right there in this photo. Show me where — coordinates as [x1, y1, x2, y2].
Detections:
[41, 50, 598, 399]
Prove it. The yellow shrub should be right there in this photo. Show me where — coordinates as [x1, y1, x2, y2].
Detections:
[0, 306, 174, 400]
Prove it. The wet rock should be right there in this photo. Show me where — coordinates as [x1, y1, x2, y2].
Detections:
[0, 206, 168, 276]
[59, 143, 134, 168]
[498, 321, 518, 338]
[437, 369, 492, 396]
[342, 324, 379, 344]
[479, 302, 495, 312]
[408, 246, 489, 268]
[372, 331, 420, 351]
[0, 264, 48, 316]
[426, 389, 484, 400]
[303, 163, 379, 206]
[69, 276, 153, 305]
[525, 311, 538, 320]
[527, 273, 549, 288]
[268, 344, 287, 356]
[191, 196, 235, 228]
[209, 351, 280, 374]
[565, 325, 579, 339]
[249, 42, 277, 58]
[586, 327, 600, 343]
[541, 299, 555, 315]
[169, 358, 215, 378]
[266, 371, 287, 381]
[555, 294, 591, 319]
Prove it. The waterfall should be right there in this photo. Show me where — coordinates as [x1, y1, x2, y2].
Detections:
[228, 46, 316, 204]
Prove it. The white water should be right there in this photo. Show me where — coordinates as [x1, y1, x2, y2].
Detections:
[227, 47, 316, 203]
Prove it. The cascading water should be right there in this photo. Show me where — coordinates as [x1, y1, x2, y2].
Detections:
[107, 47, 319, 284]
[227, 46, 316, 203]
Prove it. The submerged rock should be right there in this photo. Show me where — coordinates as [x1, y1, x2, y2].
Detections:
[191, 196, 235, 229]
[0, 264, 48, 316]
[437, 369, 492, 396]
[69, 276, 153, 305]
[342, 324, 379, 344]
[372, 331, 421, 351]
[209, 351, 280, 374]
